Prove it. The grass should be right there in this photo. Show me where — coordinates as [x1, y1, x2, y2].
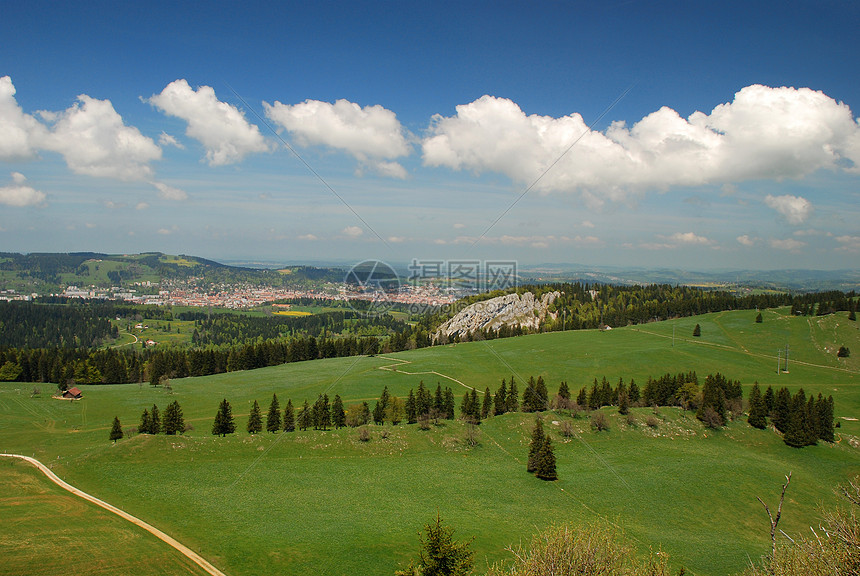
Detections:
[1, 308, 859, 575]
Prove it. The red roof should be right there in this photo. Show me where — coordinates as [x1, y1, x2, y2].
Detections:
[65, 387, 83, 397]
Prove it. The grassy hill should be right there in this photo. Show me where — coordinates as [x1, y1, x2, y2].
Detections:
[1, 307, 858, 575]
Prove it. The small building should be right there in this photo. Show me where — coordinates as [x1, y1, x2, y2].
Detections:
[63, 387, 83, 400]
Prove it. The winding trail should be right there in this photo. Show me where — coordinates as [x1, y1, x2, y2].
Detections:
[376, 355, 482, 393]
[0, 453, 227, 576]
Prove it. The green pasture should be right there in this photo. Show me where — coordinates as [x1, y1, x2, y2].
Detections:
[1, 308, 859, 575]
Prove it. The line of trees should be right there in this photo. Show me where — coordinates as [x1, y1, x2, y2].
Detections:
[138, 401, 185, 435]
[748, 383, 835, 447]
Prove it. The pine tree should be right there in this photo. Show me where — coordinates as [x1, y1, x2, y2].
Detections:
[772, 387, 792, 433]
[212, 398, 236, 437]
[494, 379, 507, 415]
[527, 418, 545, 474]
[283, 399, 295, 432]
[507, 379, 519, 412]
[162, 400, 184, 435]
[110, 416, 123, 442]
[373, 400, 385, 424]
[628, 379, 640, 404]
[139, 408, 152, 434]
[696, 376, 726, 427]
[247, 400, 263, 434]
[298, 400, 311, 431]
[150, 404, 161, 434]
[534, 436, 558, 481]
[783, 390, 810, 448]
[443, 387, 455, 420]
[481, 387, 492, 418]
[266, 393, 281, 433]
[576, 387, 587, 407]
[617, 381, 629, 415]
[558, 381, 570, 401]
[755, 312, 763, 323]
[762, 385, 775, 414]
[434, 384, 444, 415]
[416, 381, 431, 417]
[806, 395, 821, 445]
[693, 323, 701, 337]
[397, 514, 474, 576]
[406, 389, 417, 424]
[747, 383, 767, 429]
[332, 394, 346, 429]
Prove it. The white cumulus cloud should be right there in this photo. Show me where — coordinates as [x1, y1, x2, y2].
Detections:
[264, 98, 411, 178]
[736, 235, 758, 247]
[40, 94, 161, 180]
[422, 85, 860, 204]
[149, 79, 270, 166]
[342, 225, 364, 238]
[158, 132, 184, 149]
[764, 194, 813, 224]
[0, 172, 46, 206]
[0, 76, 47, 160]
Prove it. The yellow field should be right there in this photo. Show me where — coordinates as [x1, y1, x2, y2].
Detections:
[273, 310, 312, 316]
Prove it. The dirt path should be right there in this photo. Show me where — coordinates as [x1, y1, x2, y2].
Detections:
[376, 355, 483, 393]
[0, 453, 227, 576]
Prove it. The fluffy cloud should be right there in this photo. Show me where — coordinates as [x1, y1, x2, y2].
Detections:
[769, 238, 806, 251]
[151, 181, 188, 201]
[0, 76, 47, 160]
[835, 235, 860, 252]
[37, 95, 162, 180]
[158, 132, 184, 149]
[264, 98, 411, 178]
[149, 79, 270, 166]
[764, 194, 812, 224]
[667, 232, 713, 245]
[297, 233, 318, 241]
[0, 172, 46, 206]
[736, 234, 758, 247]
[342, 225, 364, 237]
[422, 85, 860, 203]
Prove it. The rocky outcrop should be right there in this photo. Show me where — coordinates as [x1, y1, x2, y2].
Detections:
[434, 291, 560, 341]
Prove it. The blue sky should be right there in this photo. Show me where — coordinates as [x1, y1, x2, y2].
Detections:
[1, 1, 859, 270]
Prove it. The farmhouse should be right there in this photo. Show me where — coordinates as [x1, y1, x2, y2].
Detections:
[62, 387, 83, 400]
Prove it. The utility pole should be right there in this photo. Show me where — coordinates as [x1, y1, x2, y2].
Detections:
[672, 324, 675, 347]
[784, 343, 790, 373]
[777, 350, 781, 375]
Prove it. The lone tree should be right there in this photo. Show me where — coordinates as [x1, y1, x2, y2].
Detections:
[693, 323, 701, 337]
[109, 416, 123, 443]
[527, 418, 545, 474]
[283, 399, 295, 432]
[266, 394, 281, 433]
[247, 400, 263, 434]
[756, 312, 763, 323]
[396, 514, 474, 576]
[212, 398, 236, 437]
[534, 435, 558, 481]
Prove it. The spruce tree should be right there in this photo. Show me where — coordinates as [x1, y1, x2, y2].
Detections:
[494, 379, 507, 415]
[628, 379, 640, 404]
[212, 398, 236, 437]
[782, 391, 809, 448]
[162, 400, 184, 435]
[110, 416, 123, 442]
[139, 408, 152, 434]
[247, 400, 263, 434]
[434, 384, 444, 414]
[398, 514, 474, 576]
[332, 394, 346, 429]
[806, 395, 821, 445]
[558, 381, 570, 401]
[507, 379, 519, 412]
[373, 400, 385, 424]
[443, 387, 456, 420]
[416, 381, 431, 417]
[772, 387, 792, 433]
[617, 381, 629, 415]
[693, 323, 701, 337]
[482, 387, 492, 418]
[576, 387, 587, 407]
[406, 389, 417, 424]
[762, 385, 775, 414]
[755, 312, 763, 323]
[534, 436, 558, 481]
[283, 399, 295, 432]
[747, 383, 767, 429]
[527, 418, 545, 474]
[266, 393, 281, 433]
[150, 404, 161, 434]
[522, 377, 536, 412]
[298, 400, 311, 431]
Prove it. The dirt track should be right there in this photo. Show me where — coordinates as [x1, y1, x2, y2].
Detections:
[0, 453, 227, 576]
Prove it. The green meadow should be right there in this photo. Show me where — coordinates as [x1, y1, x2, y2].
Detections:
[1, 308, 859, 576]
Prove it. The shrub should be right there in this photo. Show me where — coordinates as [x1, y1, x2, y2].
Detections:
[418, 413, 431, 430]
[560, 420, 574, 438]
[626, 413, 637, 427]
[838, 346, 851, 358]
[700, 406, 724, 429]
[358, 427, 370, 442]
[646, 416, 660, 428]
[591, 412, 609, 432]
[486, 522, 671, 576]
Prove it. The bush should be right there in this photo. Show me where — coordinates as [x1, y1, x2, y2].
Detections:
[486, 522, 671, 576]
[358, 427, 370, 442]
[559, 420, 574, 438]
[418, 413, 431, 430]
[838, 346, 851, 358]
[626, 413, 637, 427]
[646, 416, 660, 428]
[591, 412, 609, 432]
[700, 406, 724, 429]
[183, 423, 195, 433]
